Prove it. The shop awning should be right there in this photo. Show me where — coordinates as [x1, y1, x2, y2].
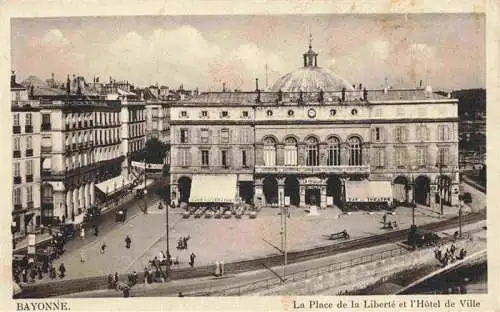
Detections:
[189, 174, 237, 203]
[133, 179, 155, 190]
[345, 180, 392, 203]
[96, 176, 134, 196]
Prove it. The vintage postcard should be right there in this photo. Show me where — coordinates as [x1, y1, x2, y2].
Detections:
[1, 0, 497, 311]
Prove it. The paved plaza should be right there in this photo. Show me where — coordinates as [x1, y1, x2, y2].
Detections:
[34, 182, 482, 282]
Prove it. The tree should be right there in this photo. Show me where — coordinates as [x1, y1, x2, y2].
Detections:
[144, 138, 168, 164]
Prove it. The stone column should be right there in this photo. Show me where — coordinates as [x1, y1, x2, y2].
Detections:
[254, 178, 264, 205]
[298, 143, 306, 166]
[341, 143, 349, 166]
[340, 177, 350, 209]
[362, 143, 370, 166]
[319, 143, 327, 166]
[90, 181, 95, 206]
[276, 144, 284, 166]
[299, 179, 306, 207]
[277, 177, 285, 207]
[408, 183, 414, 203]
[236, 181, 240, 201]
[320, 184, 327, 209]
[255, 144, 264, 166]
[66, 191, 72, 220]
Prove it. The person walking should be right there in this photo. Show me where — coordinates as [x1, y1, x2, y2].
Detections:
[125, 235, 132, 249]
[100, 243, 107, 254]
[114, 272, 119, 288]
[80, 249, 86, 263]
[80, 227, 85, 240]
[58, 263, 66, 279]
[94, 226, 99, 237]
[189, 252, 196, 267]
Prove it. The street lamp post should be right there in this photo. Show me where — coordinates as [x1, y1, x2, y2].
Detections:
[435, 161, 444, 216]
[284, 205, 288, 282]
[411, 175, 415, 226]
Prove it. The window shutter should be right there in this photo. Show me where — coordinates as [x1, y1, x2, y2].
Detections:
[227, 149, 232, 167]
[404, 127, 409, 142]
[217, 129, 221, 144]
[187, 150, 192, 166]
[229, 129, 232, 143]
[392, 128, 398, 143]
[196, 128, 201, 144]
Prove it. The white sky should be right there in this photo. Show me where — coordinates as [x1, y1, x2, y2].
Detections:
[11, 14, 485, 92]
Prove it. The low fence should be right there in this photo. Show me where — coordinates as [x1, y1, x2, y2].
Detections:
[196, 246, 409, 297]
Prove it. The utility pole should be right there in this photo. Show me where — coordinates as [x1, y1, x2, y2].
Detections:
[143, 158, 148, 214]
[283, 205, 288, 282]
[411, 175, 415, 226]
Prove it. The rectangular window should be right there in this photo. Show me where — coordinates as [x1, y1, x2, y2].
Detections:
[14, 137, 20, 151]
[242, 150, 247, 167]
[263, 146, 276, 167]
[375, 149, 384, 167]
[416, 147, 427, 167]
[221, 111, 229, 118]
[180, 111, 188, 117]
[25, 113, 32, 126]
[375, 128, 381, 141]
[438, 125, 449, 141]
[14, 188, 21, 206]
[13, 114, 20, 126]
[200, 129, 209, 143]
[26, 160, 33, 175]
[26, 136, 32, 150]
[201, 150, 209, 166]
[220, 129, 229, 144]
[42, 113, 51, 124]
[180, 129, 189, 143]
[26, 185, 33, 202]
[180, 149, 190, 167]
[395, 126, 404, 142]
[242, 111, 249, 118]
[221, 150, 228, 167]
[438, 147, 449, 165]
[201, 111, 208, 117]
[14, 162, 20, 176]
[395, 148, 406, 167]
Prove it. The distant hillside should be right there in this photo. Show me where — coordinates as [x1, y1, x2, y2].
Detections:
[435, 89, 486, 117]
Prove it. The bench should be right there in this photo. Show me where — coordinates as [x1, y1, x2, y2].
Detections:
[329, 230, 350, 240]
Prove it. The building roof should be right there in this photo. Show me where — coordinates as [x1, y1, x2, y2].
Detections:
[177, 89, 454, 106]
[22, 75, 49, 88]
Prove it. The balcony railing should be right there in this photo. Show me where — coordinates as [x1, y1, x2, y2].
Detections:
[255, 165, 370, 175]
[26, 149, 33, 157]
[41, 123, 51, 131]
[13, 126, 21, 134]
[41, 146, 52, 153]
[13, 176, 21, 184]
[13, 150, 21, 158]
[25, 175, 33, 182]
[27, 201, 34, 209]
[25, 125, 33, 133]
[13, 204, 22, 211]
[41, 169, 51, 177]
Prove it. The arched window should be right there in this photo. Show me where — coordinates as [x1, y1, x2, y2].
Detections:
[305, 137, 319, 166]
[284, 137, 298, 166]
[348, 137, 362, 166]
[263, 137, 276, 167]
[327, 137, 340, 166]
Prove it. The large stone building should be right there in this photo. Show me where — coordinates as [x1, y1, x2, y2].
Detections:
[11, 72, 41, 234]
[170, 43, 460, 210]
[24, 75, 141, 224]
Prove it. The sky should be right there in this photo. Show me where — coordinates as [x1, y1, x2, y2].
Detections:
[11, 14, 485, 92]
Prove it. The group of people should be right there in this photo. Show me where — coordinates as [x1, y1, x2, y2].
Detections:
[177, 235, 190, 250]
[108, 272, 131, 297]
[13, 258, 67, 284]
[435, 243, 468, 266]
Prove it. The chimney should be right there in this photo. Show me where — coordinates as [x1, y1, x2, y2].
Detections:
[341, 87, 346, 102]
[66, 74, 70, 95]
[363, 88, 368, 101]
[359, 83, 362, 90]
[30, 85, 34, 98]
[419, 80, 423, 89]
[255, 78, 259, 91]
[11, 70, 15, 85]
[222, 82, 226, 92]
[52, 72, 55, 80]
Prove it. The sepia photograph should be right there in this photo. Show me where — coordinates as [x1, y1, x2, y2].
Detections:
[4, 2, 494, 309]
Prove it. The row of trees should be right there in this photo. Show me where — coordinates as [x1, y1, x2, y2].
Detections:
[130, 138, 169, 164]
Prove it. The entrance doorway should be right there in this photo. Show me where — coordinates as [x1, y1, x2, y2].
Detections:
[284, 176, 300, 206]
[326, 175, 342, 207]
[263, 176, 278, 205]
[305, 188, 321, 206]
[393, 176, 409, 204]
[414, 175, 430, 206]
[178, 176, 192, 203]
[239, 181, 254, 204]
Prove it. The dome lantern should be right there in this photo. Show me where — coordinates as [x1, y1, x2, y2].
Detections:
[303, 33, 318, 67]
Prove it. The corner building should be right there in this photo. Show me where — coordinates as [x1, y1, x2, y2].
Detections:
[170, 44, 459, 209]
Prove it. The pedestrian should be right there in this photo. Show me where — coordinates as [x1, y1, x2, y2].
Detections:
[37, 266, 43, 280]
[178, 292, 184, 297]
[22, 269, 27, 283]
[49, 266, 56, 279]
[125, 235, 131, 249]
[114, 272, 119, 287]
[80, 249, 86, 263]
[189, 252, 196, 267]
[108, 274, 114, 289]
[58, 263, 66, 279]
[80, 227, 85, 240]
[94, 226, 99, 237]
[100, 243, 107, 254]
[143, 267, 149, 284]
[29, 268, 36, 283]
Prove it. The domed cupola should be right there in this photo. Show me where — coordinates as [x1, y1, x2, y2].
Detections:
[270, 34, 354, 93]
